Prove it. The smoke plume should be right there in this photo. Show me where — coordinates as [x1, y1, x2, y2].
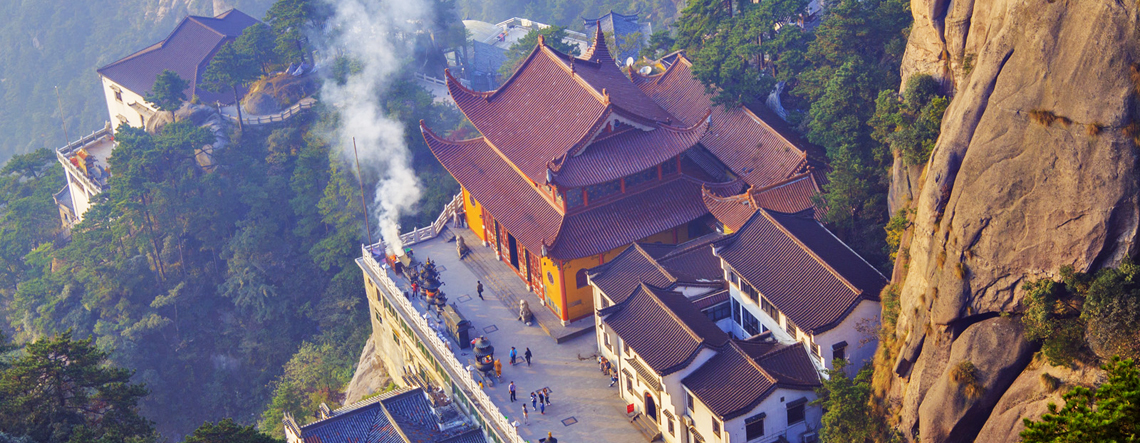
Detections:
[321, 0, 430, 254]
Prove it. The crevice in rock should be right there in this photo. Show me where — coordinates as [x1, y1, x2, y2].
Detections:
[947, 312, 1001, 340]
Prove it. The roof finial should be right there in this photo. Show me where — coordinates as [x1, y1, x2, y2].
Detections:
[602, 88, 610, 104]
[537, 34, 545, 46]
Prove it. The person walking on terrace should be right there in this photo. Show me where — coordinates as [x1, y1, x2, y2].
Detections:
[543, 387, 552, 405]
[538, 391, 545, 406]
[524, 347, 532, 366]
[509, 381, 516, 402]
[510, 347, 517, 365]
[531, 391, 538, 409]
[477, 281, 484, 300]
[495, 359, 502, 378]
[522, 404, 529, 425]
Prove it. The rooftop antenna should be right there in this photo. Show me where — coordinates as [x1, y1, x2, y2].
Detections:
[352, 137, 375, 254]
[54, 86, 70, 146]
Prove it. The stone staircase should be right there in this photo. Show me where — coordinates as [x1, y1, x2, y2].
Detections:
[630, 413, 663, 442]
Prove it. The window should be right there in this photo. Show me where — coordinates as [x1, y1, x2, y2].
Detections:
[469, 193, 477, 206]
[745, 414, 765, 440]
[600, 296, 610, 308]
[547, 271, 554, 284]
[712, 418, 721, 437]
[604, 331, 611, 350]
[787, 398, 806, 425]
[833, 342, 847, 363]
[785, 317, 797, 338]
[374, 309, 383, 324]
[731, 297, 741, 325]
[624, 342, 630, 355]
[761, 297, 779, 320]
[742, 309, 761, 336]
[729, 272, 739, 285]
[812, 343, 821, 358]
[624, 369, 634, 395]
[668, 417, 675, 436]
[113, 89, 123, 102]
[576, 269, 589, 288]
[687, 392, 694, 412]
[705, 302, 731, 322]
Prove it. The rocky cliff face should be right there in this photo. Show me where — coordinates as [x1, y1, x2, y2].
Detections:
[883, 0, 1140, 440]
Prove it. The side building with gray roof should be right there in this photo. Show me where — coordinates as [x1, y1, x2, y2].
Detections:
[284, 387, 488, 443]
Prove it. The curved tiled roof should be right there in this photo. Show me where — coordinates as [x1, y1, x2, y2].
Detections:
[423, 122, 742, 261]
[421, 124, 563, 257]
[713, 209, 886, 334]
[632, 55, 815, 188]
[547, 175, 742, 259]
[588, 244, 677, 304]
[682, 341, 820, 420]
[97, 9, 258, 106]
[550, 111, 710, 187]
[601, 284, 729, 375]
[442, 33, 680, 185]
[702, 171, 825, 231]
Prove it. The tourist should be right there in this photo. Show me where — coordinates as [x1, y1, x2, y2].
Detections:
[610, 373, 618, 387]
[495, 359, 502, 378]
[524, 347, 532, 366]
[531, 392, 538, 409]
[411, 282, 419, 298]
[510, 347, 517, 365]
[477, 281, 484, 300]
[543, 387, 551, 405]
[540, 401, 545, 415]
[540, 431, 557, 443]
[522, 404, 529, 425]
[509, 381, 516, 402]
[538, 391, 545, 406]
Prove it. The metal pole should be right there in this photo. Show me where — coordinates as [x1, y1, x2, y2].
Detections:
[54, 86, 71, 146]
[352, 137, 375, 253]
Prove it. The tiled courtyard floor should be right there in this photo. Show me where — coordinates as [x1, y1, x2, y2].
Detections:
[385, 228, 646, 443]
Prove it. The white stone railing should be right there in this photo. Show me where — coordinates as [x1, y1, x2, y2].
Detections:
[389, 192, 464, 249]
[227, 97, 317, 126]
[359, 248, 525, 443]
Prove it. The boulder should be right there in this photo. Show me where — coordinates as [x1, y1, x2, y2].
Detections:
[885, 0, 1140, 439]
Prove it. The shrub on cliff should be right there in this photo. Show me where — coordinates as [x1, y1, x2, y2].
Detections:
[1021, 357, 1140, 442]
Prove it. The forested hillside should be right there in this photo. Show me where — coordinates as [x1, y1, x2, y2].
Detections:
[0, 0, 275, 163]
[457, 0, 683, 30]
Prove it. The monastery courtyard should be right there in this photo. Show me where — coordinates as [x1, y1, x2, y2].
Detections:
[378, 226, 647, 443]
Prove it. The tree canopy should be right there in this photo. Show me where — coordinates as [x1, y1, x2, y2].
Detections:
[1021, 357, 1140, 442]
[146, 70, 189, 112]
[0, 331, 156, 443]
[183, 419, 283, 443]
[498, 26, 581, 81]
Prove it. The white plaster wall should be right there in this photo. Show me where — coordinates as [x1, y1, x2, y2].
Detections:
[63, 170, 93, 220]
[812, 300, 880, 375]
[101, 77, 153, 128]
[720, 388, 822, 443]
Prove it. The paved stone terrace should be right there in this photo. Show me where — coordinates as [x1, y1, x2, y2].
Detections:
[392, 229, 645, 443]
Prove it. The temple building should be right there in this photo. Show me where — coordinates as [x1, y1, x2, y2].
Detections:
[422, 28, 824, 323]
[702, 171, 826, 233]
[583, 10, 652, 65]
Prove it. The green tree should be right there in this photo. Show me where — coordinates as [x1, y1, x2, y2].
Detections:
[814, 362, 893, 443]
[183, 419, 284, 443]
[1021, 357, 1140, 442]
[640, 29, 674, 60]
[0, 331, 156, 443]
[264, 0, 330, 65]
[145, 70, 189, 112]
[202, 42, 261, 130]
[499, 26, 581, 81]
[236, 23, 281, 76]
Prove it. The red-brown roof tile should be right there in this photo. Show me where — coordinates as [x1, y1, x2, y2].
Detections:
[713, 209, 886, 334]
[703, 172, 825, 231]
[550, 112, 710, 187]
[421, 125, 562, 256]
[424, 122, 743, 262]
[633, 56, 813, 188]
[547, 175, 742, 259]
[443, 36, 679, 185]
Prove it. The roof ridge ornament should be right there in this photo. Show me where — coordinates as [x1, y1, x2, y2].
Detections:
[602, 88, 610, 105]
[537, 34, 545, 46]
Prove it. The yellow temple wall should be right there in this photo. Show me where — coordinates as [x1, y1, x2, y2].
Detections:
[461, 188, 486, 242]
[638, 224, 693, 245]
[539, 256, 566, 320]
